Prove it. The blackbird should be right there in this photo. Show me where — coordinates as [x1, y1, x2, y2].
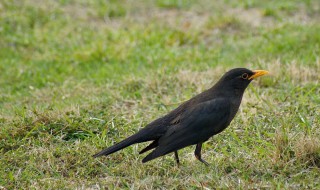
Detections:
[93, 68, 268, 165]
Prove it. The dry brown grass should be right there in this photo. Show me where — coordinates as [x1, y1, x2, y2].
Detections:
[294, 135, 320, 167]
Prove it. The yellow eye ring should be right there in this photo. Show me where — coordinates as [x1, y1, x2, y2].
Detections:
[241, 73, 248, 79]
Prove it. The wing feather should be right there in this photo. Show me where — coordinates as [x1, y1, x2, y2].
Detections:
[142, 98, 231, 163]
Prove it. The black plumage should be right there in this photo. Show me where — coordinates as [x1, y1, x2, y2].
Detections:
[93, 68, 268, 165]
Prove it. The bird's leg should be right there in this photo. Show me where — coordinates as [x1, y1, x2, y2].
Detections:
[174, 151, 180, 165]
[195, 143, 209, 166]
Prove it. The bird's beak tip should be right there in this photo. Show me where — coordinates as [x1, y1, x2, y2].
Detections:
[249, 70, 269, 80]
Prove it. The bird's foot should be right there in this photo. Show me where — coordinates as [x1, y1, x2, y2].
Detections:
[199, 158, 209, 166]
[195, 155, 209, 166]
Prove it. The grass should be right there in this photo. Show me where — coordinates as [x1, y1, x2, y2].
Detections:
[1, 0, 320, 189]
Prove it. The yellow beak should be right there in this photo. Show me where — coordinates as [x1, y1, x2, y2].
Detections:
[249, 70, 269, 80]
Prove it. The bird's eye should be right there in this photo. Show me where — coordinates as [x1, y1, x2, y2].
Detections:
[241, 73, 249, 79]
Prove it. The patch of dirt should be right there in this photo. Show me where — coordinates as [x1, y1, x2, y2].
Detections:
[175, 66, 225, 93]
[150, 9, 210, 30]
[228, 8, 274, 27]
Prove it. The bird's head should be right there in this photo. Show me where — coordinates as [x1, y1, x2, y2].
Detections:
[217, 68, 269, 93]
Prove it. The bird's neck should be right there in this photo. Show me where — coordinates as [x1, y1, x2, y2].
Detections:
[210, 83, 246, 100]
[210, 84, 245, 120]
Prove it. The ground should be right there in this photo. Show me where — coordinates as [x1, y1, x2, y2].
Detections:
[0, 0, 320, 189]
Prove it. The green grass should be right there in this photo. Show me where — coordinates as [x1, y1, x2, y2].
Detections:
[1, 0, 320, 189]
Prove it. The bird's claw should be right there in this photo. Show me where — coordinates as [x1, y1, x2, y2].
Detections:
[195, 155, 209, 166]
[199, 159, 209, 166]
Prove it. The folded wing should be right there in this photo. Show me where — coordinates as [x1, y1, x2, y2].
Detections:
[142, 98, 231, 163]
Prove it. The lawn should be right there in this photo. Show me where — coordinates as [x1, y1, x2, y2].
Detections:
[1, 0, 320, 189]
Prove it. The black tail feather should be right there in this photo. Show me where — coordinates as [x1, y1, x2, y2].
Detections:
[93, 135, 140, 158]
[142, 151, 155, 163]
[93, 127, 159, 158]
[142, 148, 168, 163]
[139, 140, 158, 154]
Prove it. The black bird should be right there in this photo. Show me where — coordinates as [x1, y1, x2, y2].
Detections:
[93, 68, 268, 165]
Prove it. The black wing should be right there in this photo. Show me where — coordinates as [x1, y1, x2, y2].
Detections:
[142, 98, 231, 163]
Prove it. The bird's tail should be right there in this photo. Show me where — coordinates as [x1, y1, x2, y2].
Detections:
[93, 133, 147, 158]
[142, 147, 169, 163]
[139, 140, 158, 154]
